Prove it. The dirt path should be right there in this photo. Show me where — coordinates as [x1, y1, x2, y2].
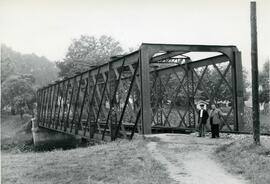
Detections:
[146, 134, 249, 184]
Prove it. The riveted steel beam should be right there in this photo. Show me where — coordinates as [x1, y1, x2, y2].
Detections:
[151, 51, 187, 63]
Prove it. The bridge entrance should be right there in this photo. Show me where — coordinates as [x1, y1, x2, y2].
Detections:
[37, 43, 244, 141]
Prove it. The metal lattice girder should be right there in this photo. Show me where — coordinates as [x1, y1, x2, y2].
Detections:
[140, 44, 243, 132]
[37, 50, 142, 140]
[152, 61, 234, 130]
[37, 43, 244, 140]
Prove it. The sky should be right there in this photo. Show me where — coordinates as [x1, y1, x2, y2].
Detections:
[0, 0, 269, 72]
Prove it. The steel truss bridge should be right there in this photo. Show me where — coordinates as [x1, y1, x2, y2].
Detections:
[37, 43, 244, 141]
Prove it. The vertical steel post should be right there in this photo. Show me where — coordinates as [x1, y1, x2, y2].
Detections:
[187, 65, 195, 128]
[108, 60, 114, 139]
[60, 80, 70, 130]
[87, 68, 101, 138]
[140, 46, 152, 134]
[233, 51, 244, 131]
[159, 75, 163, 125]
[231, 57, 238, 131]
[38, 90, 44, 123]
[77, 78, 89, 134]
[55, 83, 64, 130]
[250, 1, 260, 144]
[70, 75, 83, 134]
[103, 58, 125, 140]
[96, 71, 109, 137]
[65, 78, 76, 131]
[43, 89, 49, 125]
[114, 62, 139, 139]
[36, 91, 40, 123]
[46, 87, 53, 126]
[52, 84, 60, 128]
[49, 85, 56, 128]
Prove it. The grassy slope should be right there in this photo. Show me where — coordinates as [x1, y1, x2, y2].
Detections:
[1, 115, 174, 183]
[2, 139, 174, 184]
[1, 114, 33, 152]
[216, 135, 270, 184]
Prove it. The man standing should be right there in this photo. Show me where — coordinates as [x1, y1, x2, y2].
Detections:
[198, 104, 209, 137]
[209, 104, 226, 138]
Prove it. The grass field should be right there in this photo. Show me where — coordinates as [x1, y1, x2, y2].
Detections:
[1, 139, 174, 184]
[2, 111, 269, 184]
[1, 114, 174, 184]
[215, 135, 270, 184]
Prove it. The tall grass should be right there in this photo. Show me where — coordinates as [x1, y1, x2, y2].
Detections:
[216, 136, 270, 184]
[243, 106, 270, 134]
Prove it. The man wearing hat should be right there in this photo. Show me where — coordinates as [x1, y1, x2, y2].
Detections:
[198, 104, 209, 137]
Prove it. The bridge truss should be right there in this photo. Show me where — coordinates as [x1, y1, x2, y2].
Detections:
[37, 43, 244, 141]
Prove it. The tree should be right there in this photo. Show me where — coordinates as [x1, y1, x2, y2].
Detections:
[1, 75, 36, 114]
[259, 59, 270, 103]
[198, 64, 233, 103]
[56, 35, 124, 78]
[242, 68, 251, 101]
[1, 44, 58, 87]
[150, 63, 251, 109]
[1, 57, 15, 83]
[194, 65, 250, 103]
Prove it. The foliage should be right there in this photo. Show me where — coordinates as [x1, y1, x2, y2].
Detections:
[56, 35, 124, 78]
[1, 44, 58, 87]
[1, 57, 15, 82]
[202, 65, 229, 102]
[198, 65, 250, 102]
[259, 59, 270, 103]
[151, 63, 250, 109]
[1, 75, 36, 113]
[1, 44, 58, 113]
[242, 68, 251, 101]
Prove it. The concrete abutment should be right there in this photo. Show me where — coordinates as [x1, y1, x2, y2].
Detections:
[31, 118, 81, 150]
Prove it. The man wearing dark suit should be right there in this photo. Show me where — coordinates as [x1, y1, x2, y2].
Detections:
[198, 104, 209, 137]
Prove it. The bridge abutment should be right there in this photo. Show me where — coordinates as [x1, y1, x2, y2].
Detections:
[31, 118, 81, 150]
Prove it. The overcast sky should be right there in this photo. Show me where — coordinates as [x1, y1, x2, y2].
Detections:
[0, 0, 269, 71]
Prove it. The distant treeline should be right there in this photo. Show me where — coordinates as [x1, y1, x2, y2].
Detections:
[1, 44, 58, 114]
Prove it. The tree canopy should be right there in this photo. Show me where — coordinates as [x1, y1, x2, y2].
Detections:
[1, 44, 58, 87]
[1, 44, 58, 113]
[1, 75, 36, 112]
[195, 65, 250, 103]
[259, 59, 270, 103]
[56, 35, 124, 78]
